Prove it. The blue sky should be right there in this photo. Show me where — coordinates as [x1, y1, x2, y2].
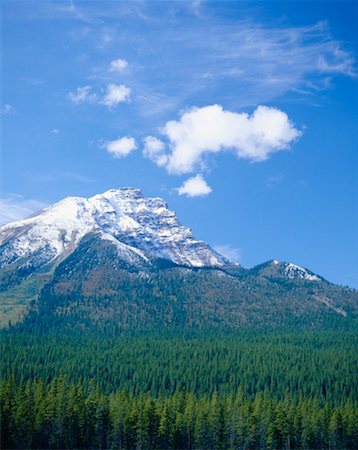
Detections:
[1, 0, 357, 287]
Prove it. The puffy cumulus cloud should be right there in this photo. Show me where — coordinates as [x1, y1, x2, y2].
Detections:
[109, 58, 128, 72]
[68, 85, 97, 104]
[103, 136, 137, 158]
[176, 174, 212, 197]
[161, 105, 301, 174]
[213, 244, 240, 263]
[102, 84, 131, 107]
[143, 136, 168, 167]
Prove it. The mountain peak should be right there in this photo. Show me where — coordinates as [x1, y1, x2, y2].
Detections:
[254, 259, 321, 282]
[99, 187, 144, 199]
[0, 188, 228, 280]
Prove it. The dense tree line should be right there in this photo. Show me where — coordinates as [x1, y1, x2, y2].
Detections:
[1, 375, 357, 450]
[1, 330, 357, 402]
[2, 328, 357, 448]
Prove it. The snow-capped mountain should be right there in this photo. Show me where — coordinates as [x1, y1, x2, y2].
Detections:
[1, 188, 357, 330]
[0, 188, 227, 276]
[250, 259, 323, 282]
[272, 260, 321, 281]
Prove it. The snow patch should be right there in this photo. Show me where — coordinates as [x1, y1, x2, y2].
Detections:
[282, 263, 320, 281]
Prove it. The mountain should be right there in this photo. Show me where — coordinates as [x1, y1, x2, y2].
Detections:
[0, 188, 226, 275]
[249, 259, 322, 281]
[0, 188, 357, 330]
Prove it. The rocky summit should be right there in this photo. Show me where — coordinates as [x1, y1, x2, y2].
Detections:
[0, 188, 227, 275]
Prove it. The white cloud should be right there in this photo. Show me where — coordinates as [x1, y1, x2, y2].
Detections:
[109, 58, 128, 72]
[102, 84, 131, 107]
[68, 84, 130, 108]
[160, 105, 301, 174]
[104, 136, 137, 158]
[68, 85, 97, 104]
[1, 104, 15, 115]
[143, 136, 168, 167]
[176, 174, 212, 197]
[213, 244, 241, 263]
[0, 194, 48, 225]
[52, 128, 59, 134]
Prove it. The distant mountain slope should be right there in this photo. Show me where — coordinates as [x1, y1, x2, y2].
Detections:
[1, 188, 357, 330]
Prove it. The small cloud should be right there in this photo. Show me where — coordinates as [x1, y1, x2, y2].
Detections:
[0, 194, 48, 225]
[103, 136, 137, 158]
[68, 84, 130, 108]
[266, 175, 285, 188]
[102, 84, 131, 107]
[143, 136, 168, 167]
[52, 128, 59, 134]
[213, 244, 241, 263]
[68, 85, 97, 104]
[109, 58, 128, 72]
[161, 104, 301, 174]
[190, 0, 204, 16]
[176, 174, 212, 197]
[1, 104, 15, 115]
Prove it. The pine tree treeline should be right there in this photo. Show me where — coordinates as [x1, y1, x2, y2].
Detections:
[1, 375, 357, 450]
[2, 330, 357, 402]
[1, 330, 357, 448]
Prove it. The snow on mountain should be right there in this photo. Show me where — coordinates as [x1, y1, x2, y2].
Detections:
[281, 262, 320, 281]
[268, 260, 320, 281]
[0, 188, 228, 272]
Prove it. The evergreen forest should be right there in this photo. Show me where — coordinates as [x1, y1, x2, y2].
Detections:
[1, 327, 357, 449]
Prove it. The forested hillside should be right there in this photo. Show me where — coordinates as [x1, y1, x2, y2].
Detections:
[8, 260, 356, 333]
[2, 329, 358, 401]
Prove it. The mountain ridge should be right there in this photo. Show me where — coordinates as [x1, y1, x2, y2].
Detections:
[0, 188, 357, 329]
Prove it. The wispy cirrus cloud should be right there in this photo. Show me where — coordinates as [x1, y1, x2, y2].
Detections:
[57, 3, 355, 121]
[266, 175, 285, 188]
[58, 4, 355, 119]
[0, 194, 48, 225]
[213, 244, 241, 263]
[68, 85, 97, 104]
[167, 19, 356, 105]
[32, 171, 96, 183]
